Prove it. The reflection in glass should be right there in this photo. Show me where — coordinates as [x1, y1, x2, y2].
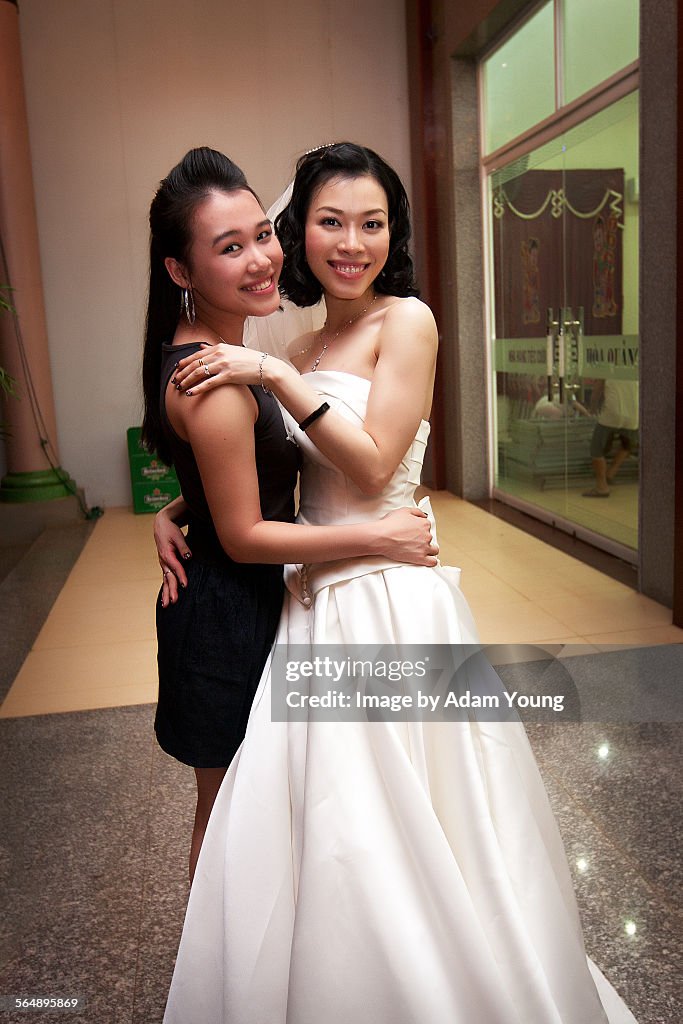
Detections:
[488, 94, 640, 554]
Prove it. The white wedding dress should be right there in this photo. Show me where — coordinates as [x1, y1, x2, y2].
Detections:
[164, 371, 637, 1024]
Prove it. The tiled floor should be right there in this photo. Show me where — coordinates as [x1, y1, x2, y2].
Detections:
[0, 496, 680, 1023]
[0, 510, 159, 719]
[2, 494, 681, 719]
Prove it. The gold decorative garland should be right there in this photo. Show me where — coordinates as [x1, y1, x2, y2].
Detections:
[493, 187, 623, 223]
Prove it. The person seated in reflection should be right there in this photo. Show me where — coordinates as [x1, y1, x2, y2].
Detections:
[533, 393, 590, 420]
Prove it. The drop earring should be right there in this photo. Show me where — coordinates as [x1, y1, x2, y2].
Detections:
[183, 285, 196, 325]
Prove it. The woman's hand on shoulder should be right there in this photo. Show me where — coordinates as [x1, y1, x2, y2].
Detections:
[171, 343, 287, 396]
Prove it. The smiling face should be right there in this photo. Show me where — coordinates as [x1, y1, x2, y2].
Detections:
[166, 188, 283, 321]
[304, 175, 390, 301]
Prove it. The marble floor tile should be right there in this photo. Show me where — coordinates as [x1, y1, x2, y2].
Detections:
[67, 552, 160, 587]
[508, 572, 634, 603]
[0, 525, 94, 705]
[132, 746, 197, 1024]
[457, 569, 524, 604]
[1, 692, 678, 1022]
[545, 591, 673, 636]
[553, 639, 600, 656]
[528, 745, 682, 1024]
[468, 597, 576, 643]
[527, 718, 683, 905]
[0, 706, 157, 1024]
[0, 680, 158, 719]
[0, 641, 158, 719]
[33, 581, 157, 651]
[586, 624, 683, 645]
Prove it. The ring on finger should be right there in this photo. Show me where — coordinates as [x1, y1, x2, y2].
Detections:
[198, 358, 205, 366]
[203, 364, 211, 376]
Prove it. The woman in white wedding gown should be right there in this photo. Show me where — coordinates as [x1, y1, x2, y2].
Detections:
[162, 144, 637, 1023]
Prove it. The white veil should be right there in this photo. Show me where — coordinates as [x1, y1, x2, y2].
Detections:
[243, 182, 326, 361]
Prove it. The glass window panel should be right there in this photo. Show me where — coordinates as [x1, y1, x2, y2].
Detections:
[487, 92, 639, 550]
[482, 1, 555, 154]
[563, 0, 639, 103]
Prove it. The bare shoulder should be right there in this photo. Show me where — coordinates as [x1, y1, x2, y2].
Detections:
[169, 380, 257, 441]
[382, 296, 437, 336]
[378, 297, 437, 364]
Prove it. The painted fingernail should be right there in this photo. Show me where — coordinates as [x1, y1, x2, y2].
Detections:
[183, 552, 192, 561]
[175, 384, 181, 390]
[186, 390, 193, 396]
[180, 583, 186, 589]
[173, 361, 179, 368]
[171, 376, 176, 384]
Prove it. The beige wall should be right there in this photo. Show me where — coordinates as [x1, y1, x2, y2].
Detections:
[14, 0, 411, 507]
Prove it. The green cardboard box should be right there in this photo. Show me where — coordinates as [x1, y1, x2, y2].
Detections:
[132, 479, 182, 514]
[129, 452, 177, 485]
[127, 426, 178, 511]
[126, 426, 146, 456]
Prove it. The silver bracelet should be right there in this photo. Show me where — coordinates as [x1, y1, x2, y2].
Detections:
[258, 351, 271, 394]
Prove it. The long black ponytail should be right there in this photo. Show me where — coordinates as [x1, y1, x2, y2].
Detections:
[141, 147, 255, 464]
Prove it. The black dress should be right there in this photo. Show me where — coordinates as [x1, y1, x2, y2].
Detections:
[154, 341, 300, 768]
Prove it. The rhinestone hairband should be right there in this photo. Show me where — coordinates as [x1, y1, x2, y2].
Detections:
[304, 142, 338, 157]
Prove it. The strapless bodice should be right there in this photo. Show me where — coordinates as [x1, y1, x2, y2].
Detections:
[281, 370, 430, 527]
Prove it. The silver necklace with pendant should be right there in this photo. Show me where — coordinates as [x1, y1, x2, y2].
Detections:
[302, 294, 379, 372]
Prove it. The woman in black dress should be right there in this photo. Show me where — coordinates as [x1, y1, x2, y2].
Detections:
[141, 148, 437, 879]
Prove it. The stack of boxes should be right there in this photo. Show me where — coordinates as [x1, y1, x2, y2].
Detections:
[127, 427, 181, 513]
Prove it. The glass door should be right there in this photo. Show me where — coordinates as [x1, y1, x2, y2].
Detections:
[489, 92, 639, 556]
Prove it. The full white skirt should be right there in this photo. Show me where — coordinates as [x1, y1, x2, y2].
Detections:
[164, 560, 637, 1024]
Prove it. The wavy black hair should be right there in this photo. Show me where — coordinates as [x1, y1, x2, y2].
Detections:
[276, 142, 418, 307]
[141, 147, 256, 464]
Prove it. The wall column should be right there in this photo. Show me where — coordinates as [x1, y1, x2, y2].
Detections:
[639, 0, 678, 604]
[0, 0, 75, 502]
